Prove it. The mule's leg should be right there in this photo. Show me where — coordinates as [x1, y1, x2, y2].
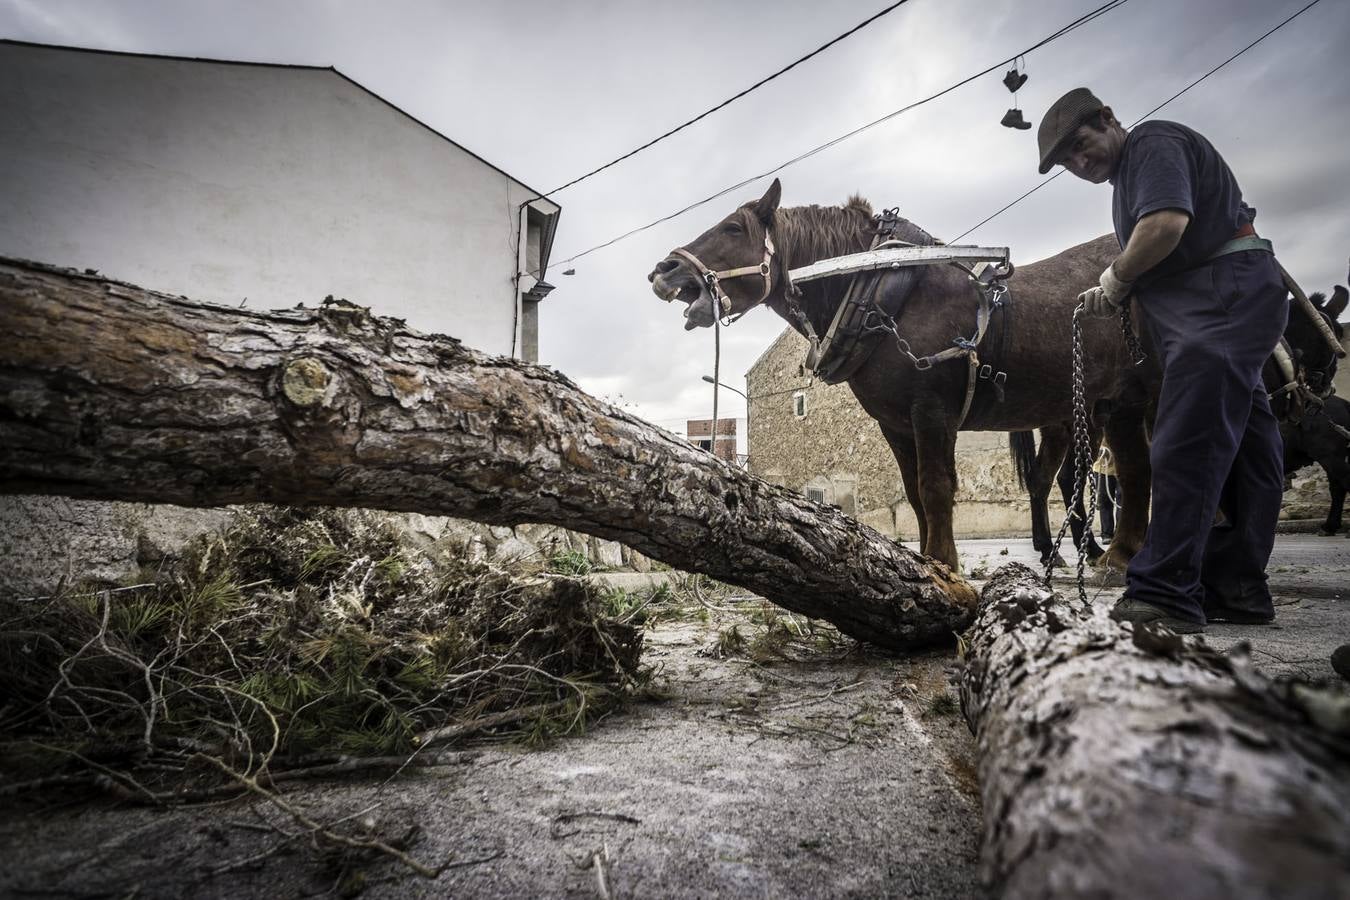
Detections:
[880, 425, 926, 550]
[1099, 406, 1150, 571]
[1319, 457, 1349, 535]
[913, 401, 960, 569]
[1324, 480, 1345, 535]
[1031, 425, 1071, 567]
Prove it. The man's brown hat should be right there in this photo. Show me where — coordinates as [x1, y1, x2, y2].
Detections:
[1037, 87, 1105, 174]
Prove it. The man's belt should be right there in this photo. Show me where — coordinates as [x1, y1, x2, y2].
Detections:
[1207, 234, 1273, 261]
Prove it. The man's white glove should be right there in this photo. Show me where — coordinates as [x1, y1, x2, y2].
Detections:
[1078, 263, 1133, 318]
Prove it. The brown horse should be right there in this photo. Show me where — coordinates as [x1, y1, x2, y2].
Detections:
[649, 178, 1155, 570]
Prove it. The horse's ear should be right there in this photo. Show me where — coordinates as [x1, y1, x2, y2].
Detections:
[752, 178, 782, 225]
[1326, 285, 1348, 322]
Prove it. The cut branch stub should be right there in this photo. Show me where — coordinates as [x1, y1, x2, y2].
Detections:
[281, 357, 335, 409]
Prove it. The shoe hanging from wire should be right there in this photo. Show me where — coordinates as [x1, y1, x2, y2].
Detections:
[1000, 54, 1032, 130]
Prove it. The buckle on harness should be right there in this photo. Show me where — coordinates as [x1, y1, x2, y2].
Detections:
[979, 364, 992, 380]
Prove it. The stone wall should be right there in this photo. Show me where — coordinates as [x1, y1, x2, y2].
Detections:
[0, 496, 651, 600]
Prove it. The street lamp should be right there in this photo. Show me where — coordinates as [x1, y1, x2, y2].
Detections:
[701, 375, 747, 400]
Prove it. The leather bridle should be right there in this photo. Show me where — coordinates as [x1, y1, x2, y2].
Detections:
[669, 228, 777, 320]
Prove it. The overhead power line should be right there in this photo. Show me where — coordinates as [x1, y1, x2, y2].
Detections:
[545, 0, 1129, 271]
[948, 0, 1326, 242]
[544, 0, 916, 198]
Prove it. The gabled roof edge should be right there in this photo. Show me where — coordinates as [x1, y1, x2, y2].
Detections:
[0, 38, 558, 204]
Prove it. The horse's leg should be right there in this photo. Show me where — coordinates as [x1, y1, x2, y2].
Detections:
[1031, 425, 1073, 567]
[880, 425, 926, 549]
[913, 399, 960, 569]
[1059, 426, 1106, 563]
[1099, 406, 1150, 571]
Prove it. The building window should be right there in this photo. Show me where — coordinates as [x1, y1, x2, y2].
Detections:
[697, 439, 712, 451]
[805, 487, 826, 504]
[793, 392, 806, 418]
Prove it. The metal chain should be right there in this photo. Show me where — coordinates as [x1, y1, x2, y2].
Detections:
[1046, 304, 1100, 603]
[1046, 302, 1145, 598]
[1120, 301, 1147, 366]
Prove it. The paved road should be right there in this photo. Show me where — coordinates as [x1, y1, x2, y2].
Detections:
[600, 534, 1350, 681]
[944, 533, 1350, 680]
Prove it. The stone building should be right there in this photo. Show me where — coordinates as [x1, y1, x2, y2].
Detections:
[746, 322, 1350, 540]
[686, 418, 739, 464]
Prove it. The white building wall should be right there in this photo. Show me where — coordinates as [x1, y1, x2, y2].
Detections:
[0, 43, 539, 356]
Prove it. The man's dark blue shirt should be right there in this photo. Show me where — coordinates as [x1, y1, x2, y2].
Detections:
[1110, 120, 1254, 283]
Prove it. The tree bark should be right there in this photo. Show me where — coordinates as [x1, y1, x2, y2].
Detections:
[0, 258, 975, 650]
[960, 564, 1350, 899]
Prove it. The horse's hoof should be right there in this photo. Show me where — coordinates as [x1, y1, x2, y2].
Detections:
[1320, 528, 1340, 537]
[1042, 552, 1068, 569]
[1095, 547, 1132, 573]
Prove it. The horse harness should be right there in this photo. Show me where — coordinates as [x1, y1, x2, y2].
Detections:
[670, 230, 776, 323]
[788, 208, 1016, 429]
[1271, 335, 1350, 440]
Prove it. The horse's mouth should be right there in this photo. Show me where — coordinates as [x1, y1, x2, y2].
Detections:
[651, 273, 716, 330]
[681, 288, 716, 330]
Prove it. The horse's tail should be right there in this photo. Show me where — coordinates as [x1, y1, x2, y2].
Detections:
[1010, 430, 1038, 491]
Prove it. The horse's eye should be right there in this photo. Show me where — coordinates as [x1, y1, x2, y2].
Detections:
[723, 222, 744, 236]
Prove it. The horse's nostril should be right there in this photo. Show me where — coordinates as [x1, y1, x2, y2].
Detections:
[655, 258, 680, 275]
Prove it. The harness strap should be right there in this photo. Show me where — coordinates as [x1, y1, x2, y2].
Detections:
[1267, 338, 1304, 424]
[669, 229, 777, 318]
[900, 276, 1007, 372]
[957, 354, 981, 429]
[810, 237, 910, 370]
[1269, 340, 1299, 401]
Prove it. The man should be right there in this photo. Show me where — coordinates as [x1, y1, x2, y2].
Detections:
[1037, 87, 1288, 633]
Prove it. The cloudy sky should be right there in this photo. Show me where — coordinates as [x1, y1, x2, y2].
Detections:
[4, 0, 1348, 439]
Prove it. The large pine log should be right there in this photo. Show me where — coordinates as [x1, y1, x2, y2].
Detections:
[960, 564, 1350, 899]
[0, 258, 975, 649]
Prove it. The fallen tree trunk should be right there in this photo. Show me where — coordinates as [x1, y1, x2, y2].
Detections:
[960, 564, 1350, 899]
[0, 258, 975, 649]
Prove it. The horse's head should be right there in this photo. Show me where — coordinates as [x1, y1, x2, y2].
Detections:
[648, 179, 783, 330]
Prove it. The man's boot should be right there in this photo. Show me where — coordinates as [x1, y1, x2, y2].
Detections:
[1002, 68, 1028, 93]
[1000, 108, 1031, 130]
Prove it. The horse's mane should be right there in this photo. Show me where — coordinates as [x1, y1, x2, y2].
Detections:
[773, 196, 937, 267]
